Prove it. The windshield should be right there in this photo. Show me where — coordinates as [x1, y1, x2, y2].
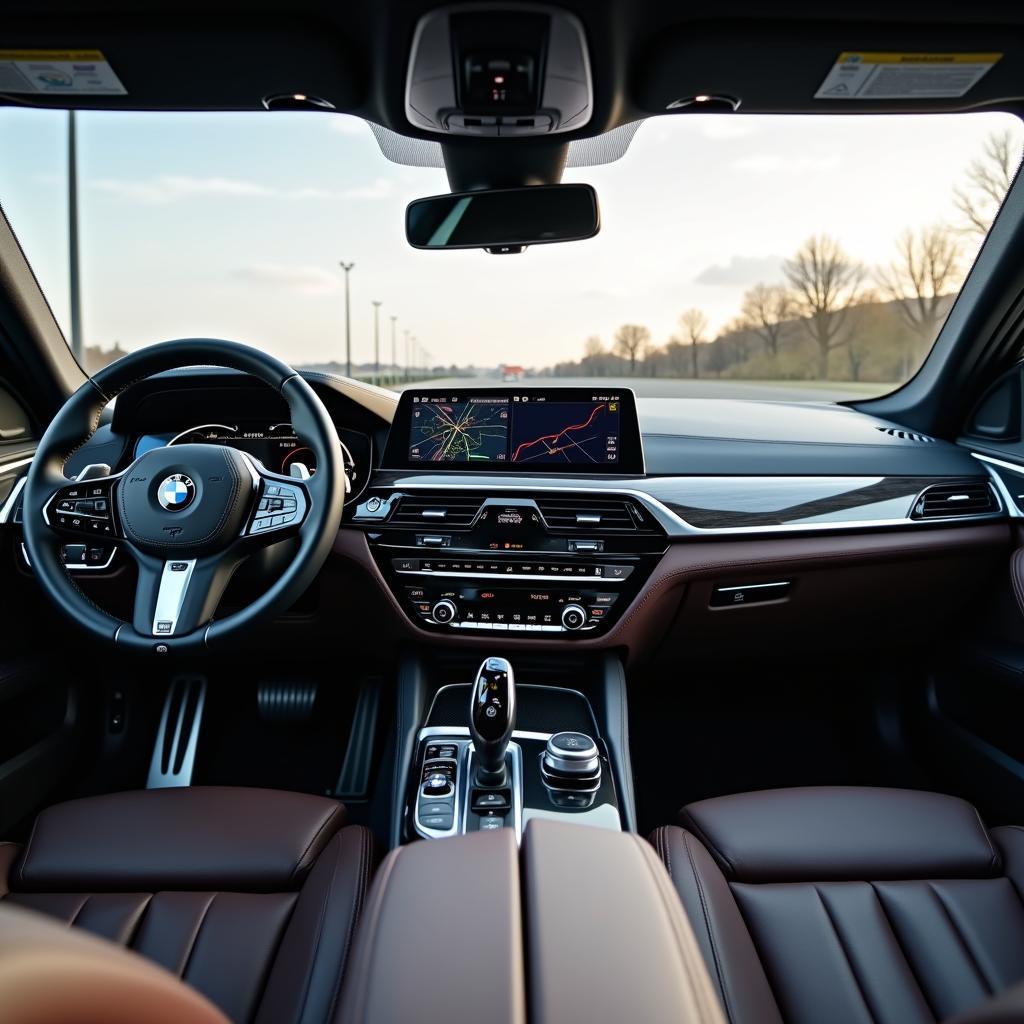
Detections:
[0, 109, 1021, 402]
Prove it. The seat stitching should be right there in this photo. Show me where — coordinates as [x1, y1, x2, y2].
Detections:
[926, 882, 996, 996]
[16, 817, 42, 887]
[288, 843, 335, 1023]
[680, 829, 736, 1023]
[123, 893, 154, 950]
[679, 812, 737, 878]
[811, 885, 878, 1024]
[67, 893, 91, 928]
[290, 807, 344, 883]
[347, 849, 400, 1023]
[633, 835, 717, 1022]
[969, 807, 1000, 872]
[179, 893, 218, 980]
[992, 827, 1024, 905]
[245, 893, 300, 1023]
[326, 828, 372, 1024]
[868, 883, 939, 1022]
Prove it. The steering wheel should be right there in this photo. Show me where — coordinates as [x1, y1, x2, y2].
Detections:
[22, 339, 345, 654]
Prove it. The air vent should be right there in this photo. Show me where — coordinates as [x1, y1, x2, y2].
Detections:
[877, 426, 936, 444]
[911, 481, 998, 520]
[390, 494, 483, 529]
[535, 497, 646, 532]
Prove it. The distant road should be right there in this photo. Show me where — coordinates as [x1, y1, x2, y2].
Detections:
[392, 376, 891, 403]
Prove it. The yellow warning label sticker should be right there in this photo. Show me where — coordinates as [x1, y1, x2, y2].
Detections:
[815, 52, 1001, 100]
[0, 49, 126, 95]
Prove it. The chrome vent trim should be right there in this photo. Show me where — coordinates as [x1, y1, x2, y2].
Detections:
[911, 481, 998, 519]
[534, 496, 646, 532]
[388, 494, 484, 529]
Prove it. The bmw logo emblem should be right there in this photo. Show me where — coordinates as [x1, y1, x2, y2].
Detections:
[158, 474, 196, 512]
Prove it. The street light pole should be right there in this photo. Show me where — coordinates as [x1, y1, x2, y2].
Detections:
[67, 111, 84, 363]
[372, 301, 382, 387]
[390, 315, 397, 386]
[339, 261, 354, 378]
[404, 329, 410, 383]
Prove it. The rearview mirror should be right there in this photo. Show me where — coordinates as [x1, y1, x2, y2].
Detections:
[406, 184, 599, 253]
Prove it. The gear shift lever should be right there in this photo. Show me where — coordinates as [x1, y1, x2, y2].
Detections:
[469, 656, 516, 786]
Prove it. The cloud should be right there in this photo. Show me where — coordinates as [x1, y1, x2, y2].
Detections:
[92, 175, 274, 203]
[731, 153, 841, 174]
[694, 254, 784, 286]
[336, 177, 393, 200]
[695, 119, 758, 141]
[229, 263, 339, 295]
[328, 116, 370, 136]
[91, 172, 393, 205]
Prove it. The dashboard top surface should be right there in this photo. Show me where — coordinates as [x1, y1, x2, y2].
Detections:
[71, 368, 989, 485]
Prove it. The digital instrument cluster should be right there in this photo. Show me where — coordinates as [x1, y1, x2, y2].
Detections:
[134, 422, 366, 496]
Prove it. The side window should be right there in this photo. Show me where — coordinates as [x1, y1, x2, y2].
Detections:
[0, 382, 32, 448]
[0, 379, 34, 508]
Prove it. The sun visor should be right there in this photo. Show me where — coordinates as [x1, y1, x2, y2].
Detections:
[635, 21, 1024, 114]
[0, 19, 362, 111]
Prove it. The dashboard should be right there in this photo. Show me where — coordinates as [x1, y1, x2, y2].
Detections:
[7, 368, 1011, 660]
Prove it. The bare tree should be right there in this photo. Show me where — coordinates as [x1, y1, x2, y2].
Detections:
[875, 225, 963, 376]
[954, 129, 1021, 238]
[664, 339, 689, 377]
[583, 335, 605, 359]
[613, 324, 650, 375]
[740, 284, 792, 357]
[679, 308, 709, 378]
[783, 235, 864, 380]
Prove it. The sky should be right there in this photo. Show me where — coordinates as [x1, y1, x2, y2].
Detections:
[0, 107, 1020, 370]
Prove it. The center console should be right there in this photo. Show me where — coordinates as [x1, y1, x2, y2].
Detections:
[353, 387, 666, 638]
[404, 655, 624, 843]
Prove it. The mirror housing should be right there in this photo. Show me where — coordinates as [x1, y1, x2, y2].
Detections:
[406, 184, 599, 252]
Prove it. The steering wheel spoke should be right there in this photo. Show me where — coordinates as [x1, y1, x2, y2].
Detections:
[130, 549, 248, 639]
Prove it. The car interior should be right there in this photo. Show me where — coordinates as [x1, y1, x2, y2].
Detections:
[5, 2, 1024, 1023]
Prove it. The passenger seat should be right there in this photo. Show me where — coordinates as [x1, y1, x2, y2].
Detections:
[652, 786, 1024, 1024]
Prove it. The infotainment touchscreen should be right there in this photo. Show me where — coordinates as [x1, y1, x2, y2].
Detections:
[384, 387, 644, 473]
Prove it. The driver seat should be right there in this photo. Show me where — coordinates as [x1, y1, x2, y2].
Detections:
[0, 786, 374, 1024]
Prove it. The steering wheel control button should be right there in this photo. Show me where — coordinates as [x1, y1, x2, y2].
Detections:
[157, 474, 196, 512]
[249, 479, 307, 536]
[46, 475, 118, 537]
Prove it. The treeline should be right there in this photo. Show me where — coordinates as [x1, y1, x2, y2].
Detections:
[547, 129, 1020, 384]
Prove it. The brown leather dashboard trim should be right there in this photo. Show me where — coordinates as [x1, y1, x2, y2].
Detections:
[333, 522, 1011, 661]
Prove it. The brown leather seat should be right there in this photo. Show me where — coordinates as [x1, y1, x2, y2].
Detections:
[652, 786, 1024, 1024]
[0, 787, 374, 1024]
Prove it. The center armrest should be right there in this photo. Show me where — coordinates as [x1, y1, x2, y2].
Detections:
[523, 820, 725, 1024]
[338, 822, 724, 1024]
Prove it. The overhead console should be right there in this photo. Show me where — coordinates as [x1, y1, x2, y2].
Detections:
[361, 387, 662, 639]
[405, 4, 593, 137]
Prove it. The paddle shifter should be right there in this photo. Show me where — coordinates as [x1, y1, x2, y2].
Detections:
[469, 656, 516, 786]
